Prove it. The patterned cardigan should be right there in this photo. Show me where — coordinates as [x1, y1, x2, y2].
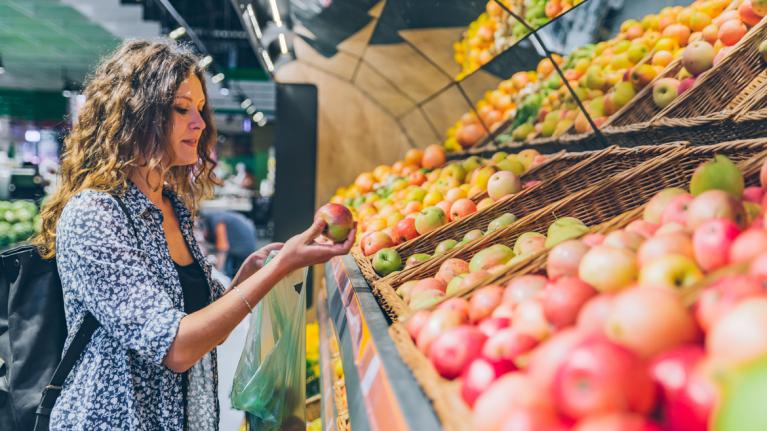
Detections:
[51, 182, 225, 430]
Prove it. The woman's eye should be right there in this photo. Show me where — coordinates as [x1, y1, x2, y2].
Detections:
[174, 106, 189, 114]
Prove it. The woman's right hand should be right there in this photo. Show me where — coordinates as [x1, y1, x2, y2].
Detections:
[273, 217, 356, 274]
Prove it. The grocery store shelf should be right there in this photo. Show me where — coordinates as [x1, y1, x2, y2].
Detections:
[324, 255, 441, 431]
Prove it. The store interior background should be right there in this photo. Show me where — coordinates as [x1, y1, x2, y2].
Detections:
[0, 0, 691, 430]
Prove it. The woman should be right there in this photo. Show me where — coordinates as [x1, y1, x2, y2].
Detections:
[32, 40, 354, 430]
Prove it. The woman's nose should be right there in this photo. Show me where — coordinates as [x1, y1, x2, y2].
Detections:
[191, 109, 206, 131]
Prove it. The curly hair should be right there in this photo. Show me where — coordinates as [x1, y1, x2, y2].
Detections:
[32, 39, 219, 259]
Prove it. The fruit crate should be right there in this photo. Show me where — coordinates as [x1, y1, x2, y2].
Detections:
[374, 140, 767, 322]
[353, 143, 682, 288]
[352, 147, 608, 285]
[386, 143, 767, 431]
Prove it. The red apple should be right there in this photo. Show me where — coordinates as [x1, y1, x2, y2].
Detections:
[436, 297, 470, 321]
[603, 229, 645, 251]
[406, 310, 431, 340]
[478, 316, 511, 338]
[749, 252, 767, 280]
[573, 413, 662, 431]
[416, 309, 466, 353]
[660, 193, 693, 226]
[650, 345, 711, 431]
[644, 188, 687, 223]
[492, 302, 515, 319]
[695, 275, 764, 331]
[581, 233, 606, 247]
[361, 231, 394, 256]
[554, 336, 657, 420]
[626, 220, 659, 239]
[577, 294, 616, 336]
[542, 276, 597, 328]
[743, 186, 764, 203]
[693, 218, 741, 271]
[606, 287, 698, 358]
[461, 357, 516, 407]
[411, 277, 446, 296]
[429, 325, 487, 379]
[469, 285, 505, 323]
[435, 258, 470, 285]
[449, 198, 477, 221]
[473, 373, 554, 431]
[499, 407, 569, 431]
[637, 232, 695, 267]
[707, 296, 767, 366]
[730, 228, 767, 263]
[482, 327, 539, 364]
[394, 217, 419, 243]
[504, 275, 548, 304]
[512, 299, 552, 340]
[459, 270, 493, 291]
[316, 203, 354, 242]
[547, 240, 591, 280]
[415, 207, 447, 235]
[686, 190, 746, 230]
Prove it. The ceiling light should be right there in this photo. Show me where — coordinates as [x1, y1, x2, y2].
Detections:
[245, 4, 263, 39]
[269, 0, 283, 27]
[256, 117, 267, 127]
[211, 72, 225, 83]
[240, 98, 253, 109]
[198, 55, 213, 68]
[219, 87, 230, 96]
[261, 50, 274, 72]
[253, 112, 264, 122]
[246, 106, 256, 115]
[169, 26, 187, 40]
[278, 33, 289, 55]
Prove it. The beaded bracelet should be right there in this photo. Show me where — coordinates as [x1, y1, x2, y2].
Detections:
[232, 285, 254, 313]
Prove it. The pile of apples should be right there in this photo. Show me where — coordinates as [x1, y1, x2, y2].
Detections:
[446, 0, 742, 150]
[393, 216, 589, 307]
[334, 145, 547, 262]
[453, 0, 584, 81]
[405, 153, 767, 430]
[653, 0, 767, 109]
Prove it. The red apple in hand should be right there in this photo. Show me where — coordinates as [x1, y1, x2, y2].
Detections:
[554, 337, 657, 420]
[542, 276, 597, 328]
[316, 203, 354, 242]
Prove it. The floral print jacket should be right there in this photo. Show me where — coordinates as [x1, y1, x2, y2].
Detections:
[51, 182, 225, 430]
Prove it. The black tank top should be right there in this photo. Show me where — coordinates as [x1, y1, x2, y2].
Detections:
[174, 259, 210, 313]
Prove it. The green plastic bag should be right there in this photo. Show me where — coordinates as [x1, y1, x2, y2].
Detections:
[230, 257, 307, 431]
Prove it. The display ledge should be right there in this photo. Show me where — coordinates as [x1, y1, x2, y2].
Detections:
[317, 285, 342, 431]
[324, 255, 441, 431]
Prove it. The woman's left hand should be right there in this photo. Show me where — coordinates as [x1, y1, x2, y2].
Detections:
[231, 242, 284, 286]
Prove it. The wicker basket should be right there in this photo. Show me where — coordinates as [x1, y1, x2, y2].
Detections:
[387, 143, 767, 431]
[375, 140, 767, 321]
[383, 143, 684, 281]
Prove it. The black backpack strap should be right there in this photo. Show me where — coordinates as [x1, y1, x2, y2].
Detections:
[33, 193, 137, 430]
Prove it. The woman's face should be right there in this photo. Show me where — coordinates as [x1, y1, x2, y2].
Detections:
[168, 73, 207, 167]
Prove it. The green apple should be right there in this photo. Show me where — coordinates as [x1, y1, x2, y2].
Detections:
[639, 254, 703, 292]
[545, 217, 589, 248]
[585, 65, 607, 90]
[627, 43, 649, 64]
[579, 245, 638, 292]
[682, 40, 715, 76]
[397, 280, 419, 301]
[410, 289, 444, 310]
[406, 187, 427, 202]
[491, 152, 509, 164]
[469, 244, 514, 272]
[612, 81, 637, 109]
[463, 229, 484, 242]
[461, 156, 483, 174]
[441, 163, 467, 183]
[714, 354, 767, 431]
[446, 275, 465, 296]
[487, 213, 518, 233]
[511, 123, 535, 141]
[415, 207, 446, 235]
[405, 253, 431, 268]
[372, 248, 402, 276]
[689, 154, 744, 197]
[514, 232, 547, 256]
[434, 239, 458, 256]
[496, 158, 526, 175]
[487, 171, 522, 200]
[653, 77, 680, 109]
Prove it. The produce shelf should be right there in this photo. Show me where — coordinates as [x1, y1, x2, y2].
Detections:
[323, 255, 441, 431]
